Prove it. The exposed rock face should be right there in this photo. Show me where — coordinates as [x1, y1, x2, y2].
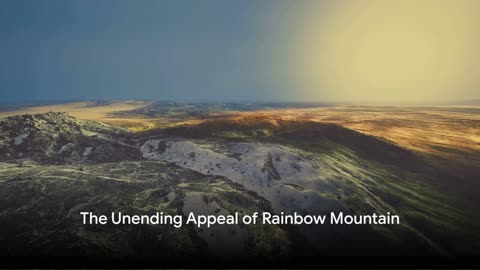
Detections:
[140, 140, 343, 215]
[264, 152, 282, 181]
[0, 112, 140, 165]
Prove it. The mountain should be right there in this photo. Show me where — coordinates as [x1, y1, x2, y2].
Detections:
[0, 112, 477, 267]
[159, 115, 422, 168]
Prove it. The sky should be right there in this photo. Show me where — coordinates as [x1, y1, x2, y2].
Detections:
[1, 0, 480, 104]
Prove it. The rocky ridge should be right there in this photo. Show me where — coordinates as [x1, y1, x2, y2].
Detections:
[0, 112, 140, 165]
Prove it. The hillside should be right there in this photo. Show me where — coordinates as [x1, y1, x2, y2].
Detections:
[0, 112, 478, 267]
[0, 112, 139, 165]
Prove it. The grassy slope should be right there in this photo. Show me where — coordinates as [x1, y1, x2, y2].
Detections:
[147, 117, 480, 256]
[0, 161, 290, 262]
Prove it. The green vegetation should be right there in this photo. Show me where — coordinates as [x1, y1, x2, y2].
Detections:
[0, 111, 478, 264]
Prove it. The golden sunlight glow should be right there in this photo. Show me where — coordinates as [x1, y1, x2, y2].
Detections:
[290, 0, 480, 103]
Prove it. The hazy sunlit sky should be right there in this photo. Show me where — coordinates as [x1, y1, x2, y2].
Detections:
[1, 0, 479, 104]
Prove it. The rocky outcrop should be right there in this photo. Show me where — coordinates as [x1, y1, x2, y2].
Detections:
[0, 112, 140, 165]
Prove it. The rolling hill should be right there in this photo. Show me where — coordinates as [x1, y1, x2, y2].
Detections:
[0, 112, 478, 267]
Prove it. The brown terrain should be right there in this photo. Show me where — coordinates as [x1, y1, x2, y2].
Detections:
[2, 101, 478, 165]
[1, 101, 478, 189]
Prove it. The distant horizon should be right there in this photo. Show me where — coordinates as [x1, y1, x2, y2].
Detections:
[1, 98, 480, 109]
